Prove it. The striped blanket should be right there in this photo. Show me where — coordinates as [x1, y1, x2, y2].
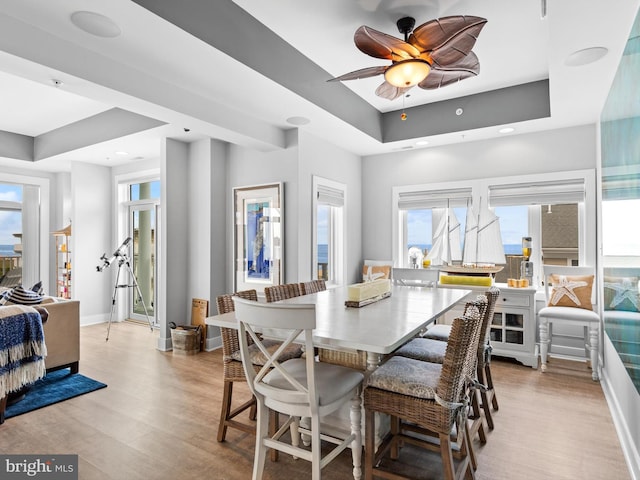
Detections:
[0, 305, 47, 398]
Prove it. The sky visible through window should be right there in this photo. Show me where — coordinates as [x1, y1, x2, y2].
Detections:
[0, 183, 22, 250]
[406, 205, 528, 255]
[130, 181, 160, 201]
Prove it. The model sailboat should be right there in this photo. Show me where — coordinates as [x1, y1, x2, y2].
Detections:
[444, 201, 505, 275]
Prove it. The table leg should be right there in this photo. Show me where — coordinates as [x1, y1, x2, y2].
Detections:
[366, 352, 382, 371]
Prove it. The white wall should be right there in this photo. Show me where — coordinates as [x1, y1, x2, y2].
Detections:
[70, 162, 112, 325]
[186, 138, 228, 349]
[227, 131, 299, 287]
[298, 130, 363, 284]
[361, 124, 598, 261]
[158, 138, 189, 350]
[226, 129, 364, 288]
[188, 139, 213, 305]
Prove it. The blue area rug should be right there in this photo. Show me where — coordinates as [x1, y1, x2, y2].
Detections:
[5, 368, 107, 419]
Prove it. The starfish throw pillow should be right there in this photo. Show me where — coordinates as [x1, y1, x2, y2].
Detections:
[362, 265, 391, 282]
[603, 276, 639, 312]
[548, 274, 594, 310]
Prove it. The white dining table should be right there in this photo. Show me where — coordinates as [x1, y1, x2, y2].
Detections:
[206, 284, 471, 370]
[206, 284, 471, 447]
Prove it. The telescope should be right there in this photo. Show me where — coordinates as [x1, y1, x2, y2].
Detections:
[97, 237, 132, 272]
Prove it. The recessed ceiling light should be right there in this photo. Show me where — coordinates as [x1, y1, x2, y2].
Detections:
[70, 11, 121, 38]
[416, 140, 429, 146]
[565, 47, 608, 67]
[115, 151, 128, 156]
[286, 116, 310, 126]
[499, 127, 515, 134]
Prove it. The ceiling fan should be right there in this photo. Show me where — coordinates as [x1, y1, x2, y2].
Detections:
[329, 15, 488, 101]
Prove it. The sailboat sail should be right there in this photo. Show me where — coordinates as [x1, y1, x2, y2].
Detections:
[475, 206, 506, 265]
[448, 209, 462, 263]
[426, 208, 462, 266]
[426, 211, 448, 266]
[462, 205, 479, 265]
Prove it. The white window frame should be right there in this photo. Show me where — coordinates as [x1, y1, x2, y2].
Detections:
[114, 169, 160, 322]
[0, 173, 49, 292]
[312, 176, 346, 286]
[392, 170, 596, 283]
[393, 179, 473, 269]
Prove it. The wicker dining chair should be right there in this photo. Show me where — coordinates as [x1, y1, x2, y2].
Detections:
[299, 280, 327, 295]
[216, 290, 260, 442]
[363, 308, 482, 480]
[264, 283, 301, 302]
[419, 287, 501, 436]
[216, 290, 304, 444]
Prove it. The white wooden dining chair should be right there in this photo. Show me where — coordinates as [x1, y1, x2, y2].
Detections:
[233, 297, 364, 480]
[538, 265, 600, 380]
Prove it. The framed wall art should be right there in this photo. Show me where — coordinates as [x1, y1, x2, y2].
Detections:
[233, 182, 283, 292]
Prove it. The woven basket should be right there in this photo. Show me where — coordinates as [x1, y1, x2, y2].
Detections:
[318, 348, 369, 370]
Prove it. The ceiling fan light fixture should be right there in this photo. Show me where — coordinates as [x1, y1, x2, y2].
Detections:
[384, 59, 431, 88]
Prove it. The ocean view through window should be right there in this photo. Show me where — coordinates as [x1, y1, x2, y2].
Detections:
[0, 183, 23, 277]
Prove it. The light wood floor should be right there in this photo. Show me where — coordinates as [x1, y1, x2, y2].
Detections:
[0, 322, 630, 479]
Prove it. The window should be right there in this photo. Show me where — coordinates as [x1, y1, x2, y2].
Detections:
[313, 177, 346, 286]
[130, 180, 160, 201]
[116, 173, 161, 326]
[0, 183, 22, 278]
[393, 170, 595, 286]
[395, 186, 471, 268]
[488, 177, 587, 282]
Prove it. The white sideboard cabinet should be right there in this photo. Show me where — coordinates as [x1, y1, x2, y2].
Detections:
[437, 283, 538, 368]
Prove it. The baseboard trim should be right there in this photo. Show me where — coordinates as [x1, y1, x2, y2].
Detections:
[205, 335, 222, 352]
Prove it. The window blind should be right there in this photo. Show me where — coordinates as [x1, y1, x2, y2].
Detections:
[488, 179, 585, 207]
[317, 184, 344, 207]
[397, 188, 472, 210]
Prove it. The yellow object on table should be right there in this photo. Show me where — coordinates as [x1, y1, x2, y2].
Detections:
[440, 275, 492, 287]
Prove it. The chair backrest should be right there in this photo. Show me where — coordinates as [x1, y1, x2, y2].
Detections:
[216, 289, 258, 359]
[299, 280, 326, 295]
[461, 295, 489, 374]
[436, 308, 482, 405]
[233, 297, 319, 414]
[475, 287, 500, 364]
[542, 265, 596, 306]
[264, 283, 301, 302]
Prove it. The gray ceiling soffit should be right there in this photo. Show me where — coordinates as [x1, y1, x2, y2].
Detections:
[132, 0, 383, 141]
[0, 130, 34, 162]
[381, 80, 551, 143]
[34, 108, 166, 161]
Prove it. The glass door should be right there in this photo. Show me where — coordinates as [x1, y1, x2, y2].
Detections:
[129, 204, 157, 325]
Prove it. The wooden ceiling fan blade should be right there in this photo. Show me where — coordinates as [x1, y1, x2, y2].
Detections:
[409, 16, 487, 53]
[429, 23, 487, 66]
[375, 81, 412, 100]
[418, 68, 476, 90]
[355, 25, 420, 61]
[328, 66, 387, 82]
[432, 52, 480, 74]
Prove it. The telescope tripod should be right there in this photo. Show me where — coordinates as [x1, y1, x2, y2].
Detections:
[105, 253, 154, 341]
